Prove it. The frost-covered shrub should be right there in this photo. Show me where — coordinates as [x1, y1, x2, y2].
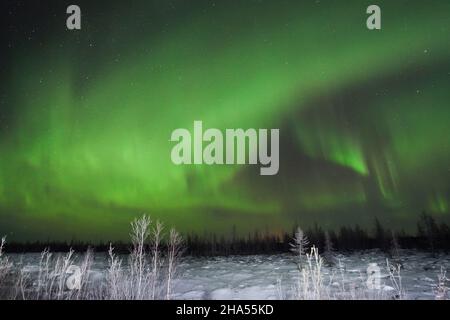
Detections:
[1, 215, 184, 300]
[0, 237, 12, 285]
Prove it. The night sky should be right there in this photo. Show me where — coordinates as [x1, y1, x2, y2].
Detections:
[0, 0, 449, 241]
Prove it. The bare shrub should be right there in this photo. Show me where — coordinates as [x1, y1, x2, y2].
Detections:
[0, 237, 11, 282]
[386, 259, 405, 299]
[106, 244, 124, 300]
[0, 237, 13, 298]
[166, 228, 183, 300]
[104, 215, 184, 300]
[129, 214, 152, 299]
[151, 221, 163, 299]
[293, 246, 325, 300]
[435, 267, 448, 300]
[0, 215, 184, 300]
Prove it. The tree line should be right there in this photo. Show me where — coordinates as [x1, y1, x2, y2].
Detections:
[4, 212, 450, 256]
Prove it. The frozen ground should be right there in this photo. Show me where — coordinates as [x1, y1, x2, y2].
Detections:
[7, 250, 450, 300]
[172, 250, 449, 300]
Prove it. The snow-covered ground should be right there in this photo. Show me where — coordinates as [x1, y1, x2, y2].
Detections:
[7, 250, 450, 300]
[172, 250, 449, 300]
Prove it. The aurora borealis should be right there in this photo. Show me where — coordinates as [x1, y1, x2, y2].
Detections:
[0, 0, 449, 241]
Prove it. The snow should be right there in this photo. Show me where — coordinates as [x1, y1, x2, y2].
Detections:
[7, 249, 450, 300]
[171, 250, 450, 300]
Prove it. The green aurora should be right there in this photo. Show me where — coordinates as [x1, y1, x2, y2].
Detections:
[0, 0, 449, 241]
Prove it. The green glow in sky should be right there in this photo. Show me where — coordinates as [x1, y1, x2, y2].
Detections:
[0, 0, 449, 240]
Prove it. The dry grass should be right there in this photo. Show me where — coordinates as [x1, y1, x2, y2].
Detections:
[287, 245, 411, 300]
[0, 215, 184, 300]
[434, 267, 449, 300]
[0, 237, 13, 298]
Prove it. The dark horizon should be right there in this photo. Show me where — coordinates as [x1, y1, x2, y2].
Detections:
[3, 212, 449, 256]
